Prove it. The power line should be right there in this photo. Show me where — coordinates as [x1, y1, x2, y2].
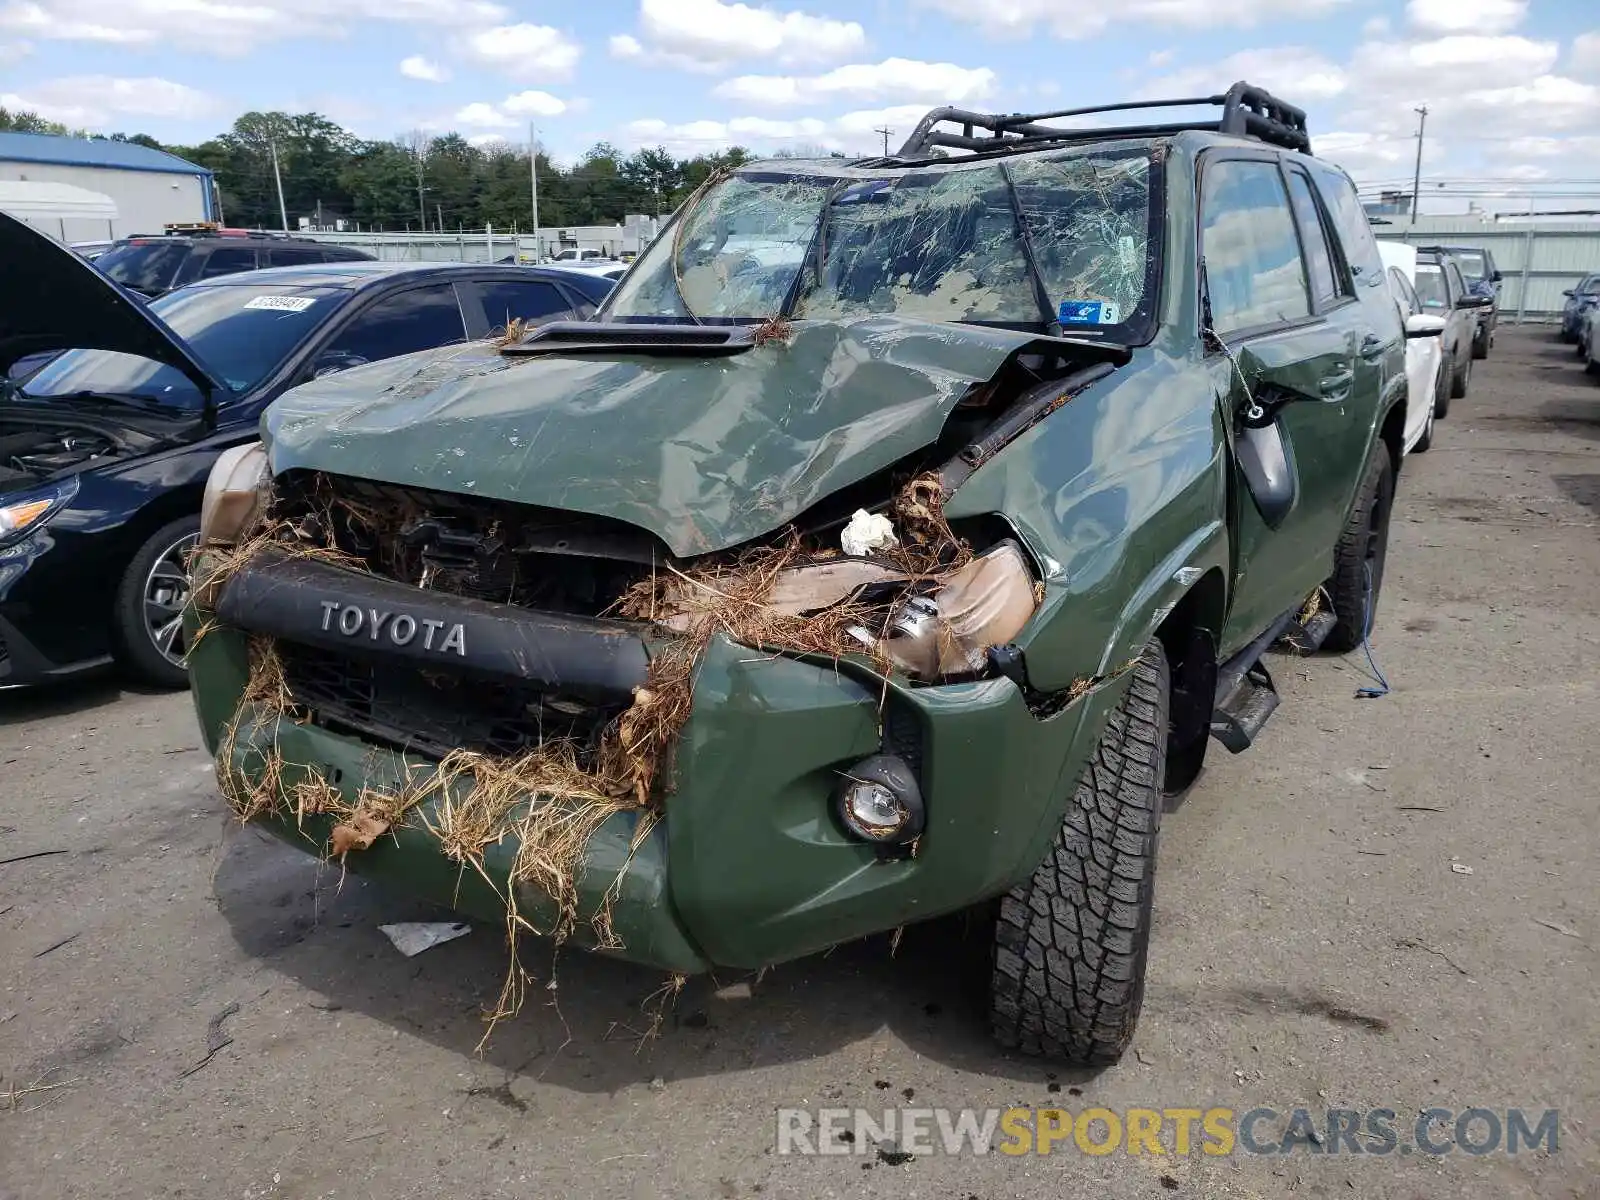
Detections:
[874, 126, 893, 156]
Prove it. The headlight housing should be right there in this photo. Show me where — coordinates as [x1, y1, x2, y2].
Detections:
[0, 478, 78, 549]
[200, 442, 269, 547]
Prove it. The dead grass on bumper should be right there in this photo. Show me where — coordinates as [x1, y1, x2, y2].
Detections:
[209, 471, 970, 1042]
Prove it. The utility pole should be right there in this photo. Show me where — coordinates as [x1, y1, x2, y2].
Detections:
[1409, 105, 1428, 225]
[529, 122, 541, 261]
[874, 125, 893, 156]
[436, 202, 443, 233]
[268, 139, 289, 232]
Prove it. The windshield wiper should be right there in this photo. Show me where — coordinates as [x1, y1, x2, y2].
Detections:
[999, 163, 1063, 337]
[16, 389, 197, 414]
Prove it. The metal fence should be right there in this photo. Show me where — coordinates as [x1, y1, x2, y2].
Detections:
[292, 222, 659, 265]
[1371, 217, 1600, 321]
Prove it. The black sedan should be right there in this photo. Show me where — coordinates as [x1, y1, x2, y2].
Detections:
[0, 211, 614, 687]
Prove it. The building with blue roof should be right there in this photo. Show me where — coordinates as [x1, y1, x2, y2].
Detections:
[0, 131, 215, 243]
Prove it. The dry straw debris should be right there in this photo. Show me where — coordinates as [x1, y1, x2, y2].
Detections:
[208, 471, 971, 1041]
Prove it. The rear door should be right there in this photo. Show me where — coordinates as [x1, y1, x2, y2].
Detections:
[1200, 151, 1367, 654]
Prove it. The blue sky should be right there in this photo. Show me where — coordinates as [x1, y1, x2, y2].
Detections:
[2, 0, 1597, 209]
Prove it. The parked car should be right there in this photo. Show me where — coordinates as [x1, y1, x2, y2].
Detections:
[0, 210, 614, 688]
[1378, 241, 1447, 453]
[1579, 304, 1600, 377]
[91, 228, 374, 300]
[546, 260, 628, 284]
[1419, 244, 1500, 359]
[1560, 272, 1600, 342]
[185, 83, 1413, 1064]
[1411, 249, 1487, 415]
[547, 247, 611, 264]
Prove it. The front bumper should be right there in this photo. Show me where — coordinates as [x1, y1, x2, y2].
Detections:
[186, 549, 1121, 973]
[0, 532, 115, 685]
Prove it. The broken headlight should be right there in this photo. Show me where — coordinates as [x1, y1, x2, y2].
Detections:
[200, 441, 268, 547]
[859, 540, 1039, 681]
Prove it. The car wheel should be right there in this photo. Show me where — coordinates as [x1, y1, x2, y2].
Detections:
[1450, 347, 1471, 399]
[1471, 326, 1489, 360]
[1432, 357, 1452, 420]
[1587, 354, 1600, 377]
[1324, 446, 1394, 654]
[114, 516, 201, 688]
[989, 638, 1169, 1066]
[1413, 401, 1434, 453]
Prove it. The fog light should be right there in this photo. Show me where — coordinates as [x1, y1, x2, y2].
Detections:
[835, 754, 924, 845]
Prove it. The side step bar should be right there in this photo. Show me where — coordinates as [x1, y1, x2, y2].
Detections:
[1209, 603, 1337, 753]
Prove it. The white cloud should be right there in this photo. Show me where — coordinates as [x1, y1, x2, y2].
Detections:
[0, 0, 509, 54]
[1572, 31, 1600, 77]
[453, 89, 567, 130]
[1153, 47, 1348, 102]
[1406, 0, 1527, 36]
[454, 102, 516, 129]
[0, 37, 29, 63]
[1147, 49, 1174, 67]
[400, 55, 449, 83]
[914, 0, 1351, 40]
[467, 133, 509, 148]
[456, 23, 581, 81]
[501, 90, 567, 117]
[624, 103, 931, 155]
[712, 58, 995, 108]
[611, 0, 864, 72]
[0, 75, 216, 128]
[1362, 16, 1389, 36]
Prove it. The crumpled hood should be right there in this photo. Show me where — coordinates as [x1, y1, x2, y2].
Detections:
[263, 316, 1048, 557]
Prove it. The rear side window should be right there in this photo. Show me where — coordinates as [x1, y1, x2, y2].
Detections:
[265, 247, 324, 267]
[1284, 169, 1343, 308]
[199, 246, 260, 278]
[1305, 162, 1385, 289]
[1200, 158, 1311, 337]
[476, 280, 572, 331]
[324, 283, 467, 363]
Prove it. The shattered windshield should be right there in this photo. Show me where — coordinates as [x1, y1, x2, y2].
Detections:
[605, 144, 1159, 339]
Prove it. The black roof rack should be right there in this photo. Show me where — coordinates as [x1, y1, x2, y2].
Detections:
[897, 81, 1311, 159]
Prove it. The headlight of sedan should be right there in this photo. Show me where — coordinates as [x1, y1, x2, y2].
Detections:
[200, 442, 269, 547]
[0, 478, 78, 548]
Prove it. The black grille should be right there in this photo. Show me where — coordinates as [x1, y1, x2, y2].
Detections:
[277, 641, 623, 761]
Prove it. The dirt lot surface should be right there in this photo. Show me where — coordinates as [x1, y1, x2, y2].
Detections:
[3, 326, 1598, 1199]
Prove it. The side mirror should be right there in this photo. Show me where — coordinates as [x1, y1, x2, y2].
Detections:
[1405, 313, 1446, 338]
[1455, 294, 1490, 309]
[1491, 270, 1503, 283]
[311, 350, 369, 379]
[1563, 289, 1575, 298]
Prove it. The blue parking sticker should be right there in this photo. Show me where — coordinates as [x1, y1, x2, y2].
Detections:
[1058, 300, 1122, 325]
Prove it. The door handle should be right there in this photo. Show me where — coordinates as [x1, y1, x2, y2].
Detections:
[1319, 369, 1354, 400]
[1360, 334, 1387, 360]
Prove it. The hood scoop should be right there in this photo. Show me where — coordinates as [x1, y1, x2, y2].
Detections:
[501, 321, 757, 359]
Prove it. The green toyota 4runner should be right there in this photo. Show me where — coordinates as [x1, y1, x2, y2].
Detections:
[185, 84, 1414, 1064]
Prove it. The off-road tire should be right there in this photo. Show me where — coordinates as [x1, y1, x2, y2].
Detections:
[1324, 447, 1394, 654]
[114, 516, 200, 689]
[1449, 347, 1471, 399]
[989, 639, 1169, 1066]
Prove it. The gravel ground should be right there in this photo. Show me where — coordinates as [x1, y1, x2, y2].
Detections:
[3, 325, 1598, 1199]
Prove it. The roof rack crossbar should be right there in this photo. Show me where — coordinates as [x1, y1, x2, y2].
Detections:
[897, 81, 1311, 158]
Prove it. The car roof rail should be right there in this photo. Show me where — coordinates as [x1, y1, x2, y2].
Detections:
[897, 80, 1311, 158]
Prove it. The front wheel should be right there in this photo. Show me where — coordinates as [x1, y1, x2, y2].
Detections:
[1471, 326, 1489, 360]
[1324, 447, 1394, 654]
[114, 517, 201, 688]
[1413, 401, 1434, 453]
[1450, 346, 1472, 399]
[989, 639, 1169, 1066]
